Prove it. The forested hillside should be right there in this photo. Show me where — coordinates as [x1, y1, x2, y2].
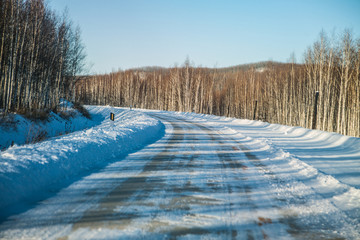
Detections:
[0, 0, 85, 116]
[1, 0, 358, 138]
[75, 31, 360, 137]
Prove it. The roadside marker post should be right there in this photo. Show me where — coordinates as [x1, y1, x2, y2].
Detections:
[253, 100, 258, 120]
[312, 91, 319, 130]
[110, 112, 115, 129]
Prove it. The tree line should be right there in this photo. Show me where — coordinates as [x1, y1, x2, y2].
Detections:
[0, 0, 85, 116]
[75, 30, 359, 137]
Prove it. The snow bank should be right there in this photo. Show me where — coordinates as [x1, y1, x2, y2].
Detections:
[172, 111, 360, 188]
[0, 100, 95, 151]
[0, 106, 164, 214]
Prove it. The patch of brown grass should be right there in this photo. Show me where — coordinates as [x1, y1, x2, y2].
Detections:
[73, 102, 91, 119]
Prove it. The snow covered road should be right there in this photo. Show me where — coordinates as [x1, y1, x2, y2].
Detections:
[0, 111, 359, 239]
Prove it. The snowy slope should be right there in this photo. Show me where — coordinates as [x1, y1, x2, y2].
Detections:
[0, 100, 94, 151]
[0, 106, 164, 219]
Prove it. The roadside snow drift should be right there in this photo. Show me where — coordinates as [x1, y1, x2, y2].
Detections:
[175, 111, 360, 189]
[0, 106, 164, 215]
[0, 100, 94, 150]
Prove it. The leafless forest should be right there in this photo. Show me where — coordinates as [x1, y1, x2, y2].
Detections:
[0, 0, 85, 116]
[75, 31, 360, 137]
[0, 0, 359, 137]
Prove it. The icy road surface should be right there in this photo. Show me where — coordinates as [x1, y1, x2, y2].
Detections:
[0, 111, 359, 239]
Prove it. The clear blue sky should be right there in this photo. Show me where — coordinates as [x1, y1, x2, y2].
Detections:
[48, 0, 360, 73]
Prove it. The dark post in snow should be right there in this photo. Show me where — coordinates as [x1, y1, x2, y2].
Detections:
[253, 100, 258, 120]
[110, 112, 115, 121]
[312, 91, 319, 130]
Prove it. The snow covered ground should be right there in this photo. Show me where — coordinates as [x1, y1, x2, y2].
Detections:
[0, 106, 164, 220]
[0, 101, 95, 151]
[0, 108, 359, 239]
[177, 112, 360, 187]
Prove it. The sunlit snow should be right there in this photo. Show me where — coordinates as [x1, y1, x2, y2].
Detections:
[0, 107, 359, 239]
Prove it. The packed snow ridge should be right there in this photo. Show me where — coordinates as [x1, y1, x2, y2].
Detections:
[0, 100, 95, 150]
[0, 106, 164, 217]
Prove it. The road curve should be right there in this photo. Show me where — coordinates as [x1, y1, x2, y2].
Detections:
[0, 112, 358, 240]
